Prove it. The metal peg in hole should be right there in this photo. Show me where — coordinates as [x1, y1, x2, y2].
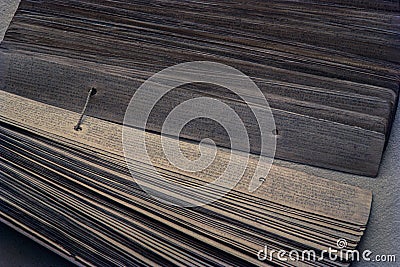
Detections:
[74, 88, 97, 131]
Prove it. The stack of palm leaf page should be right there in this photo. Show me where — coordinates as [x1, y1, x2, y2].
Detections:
[0, 0, 399, 266]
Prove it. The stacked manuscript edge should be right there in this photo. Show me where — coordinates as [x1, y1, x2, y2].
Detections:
[1, 0, 398, 266]
[1, 0, 399, 176]
[0, 91, 372, 266]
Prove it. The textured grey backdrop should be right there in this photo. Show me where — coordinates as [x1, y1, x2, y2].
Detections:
[0, 0, 399, 266]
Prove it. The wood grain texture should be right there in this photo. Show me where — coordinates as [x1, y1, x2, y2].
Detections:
[1, 0, 399, 176]
[0, 91, 372, 267]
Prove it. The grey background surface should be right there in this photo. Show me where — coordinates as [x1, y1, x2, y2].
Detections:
[0, 0, 398, 266]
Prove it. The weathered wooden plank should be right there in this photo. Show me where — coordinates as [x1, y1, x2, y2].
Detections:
[0, 91, 372, 266]
[0, 51, 387, 176]
[1, 1, 394, 266]
[1, 0, 399, 175]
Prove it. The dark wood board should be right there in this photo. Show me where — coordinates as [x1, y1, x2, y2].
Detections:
[1, 0, 399, 176]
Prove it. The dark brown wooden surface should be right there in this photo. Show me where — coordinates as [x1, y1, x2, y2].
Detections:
[1, 0, 399, 176]
[2, 1, 399, 266]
